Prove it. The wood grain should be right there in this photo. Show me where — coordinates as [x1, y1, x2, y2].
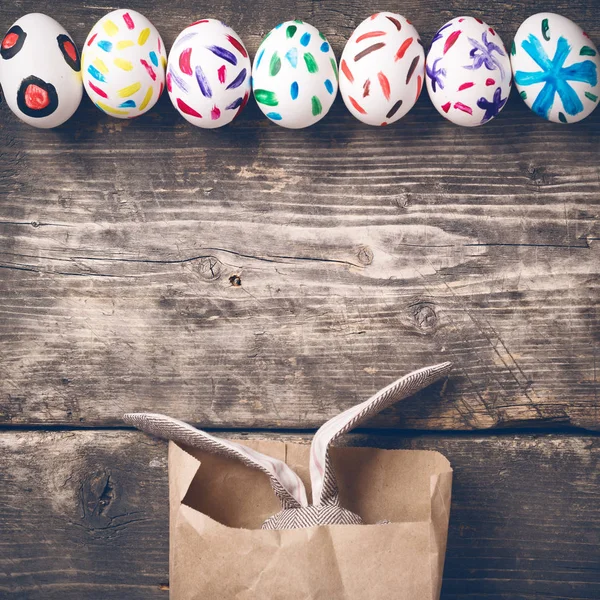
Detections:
[1, 0, 599, 430]
[1, 430, 599, 599]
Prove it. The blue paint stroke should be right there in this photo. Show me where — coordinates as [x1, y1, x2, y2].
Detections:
[285, 47, 298, 68]
[300, 32, 311, 47]
[515, 34, 597, 118]
[149, 51, 158, 67]
[432, 22, 452, 44]
[195, 65, 212, 98]
[266, 111, 282, 120]
[477, 87, 507, 123]
[320, 41, 330, 53]
[226, 96, 244, 110]
[119, 100, 136, 108]
[256, 48, 265, 69]
[172, 31, 198, 52]
[168, 68, 189, 93]
[324, 79, 333, 94]
[87, 65, 106, 82]
[290, 81, 299, 99]
[97, 40, 113, 52]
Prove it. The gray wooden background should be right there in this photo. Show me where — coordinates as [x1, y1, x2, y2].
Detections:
[1, 0, 599, 598]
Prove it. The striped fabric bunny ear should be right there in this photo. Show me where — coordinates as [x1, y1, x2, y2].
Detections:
[309, 362, 453, 507]
[123, 413, 308, 509]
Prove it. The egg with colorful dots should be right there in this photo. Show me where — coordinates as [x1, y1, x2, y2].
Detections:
[0, 13, 83, 128]
[167, 19, 251, 128]
[339, 12, 425, 126]
[511, 13, 600, 123]
[252, 20, 338, 128]
[82, 9, 166, 118]
[425, 16, 512, 126]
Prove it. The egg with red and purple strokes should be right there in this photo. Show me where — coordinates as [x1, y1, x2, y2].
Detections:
[425, 16, 512, 126]
[0, 13, 82, 128]
[82, 9, 166, 118]
[339, 12, 425, 126]
[166, 19, 251, 128]
[252, 20, 338, 128]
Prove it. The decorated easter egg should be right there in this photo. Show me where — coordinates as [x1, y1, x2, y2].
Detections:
[82, 9, 166, 118]
[511, 13, 600, 124]
[252, 20, 338, 128]
[167, 19, 251, 128]
[339, 12, 425, 126]
[425, 17, 511, 126]
[0, 13, 82, 128]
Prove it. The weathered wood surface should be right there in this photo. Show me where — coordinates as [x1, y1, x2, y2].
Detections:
[1, 0, 599, 430]
[0, 430, 598, 599]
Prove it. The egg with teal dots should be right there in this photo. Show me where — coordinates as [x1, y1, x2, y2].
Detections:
[252, 20, 338, 128]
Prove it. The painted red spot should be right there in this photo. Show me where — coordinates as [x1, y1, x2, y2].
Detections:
[226, 34, 247, 58]
[140, 59, 157, 81]
[370, 13, 379, 20]
[88, 81, 108, 98]
[177, 97, 202, 117]
[158, 37, 161, 52]
[458, 81, 474, 91]
[380, 121, 388, 126]
[348, 95, 367, 114]
[211, 105, 221, 120]
[179, 48, 192, 76]
[583, 31, 590, 39]
[191, 19, 210, 26]
[454, 101, 473, 115]
[238, 91, 249, 114]
[488, 27, 496, 36]
[395, 37, 413, 60]
[441, 101, 451, 113]
[356, 31, 386, 43]
[444, 30, 461, 54]
[166, 72, 172, 92]
[406, 19, 412, 25]
[2, 32, 18, 49]
[159, 82, 164, 96]
[63, 40, 77, 63]
[218, 64, 227, 84]
[341, 59, 354, 83]
[475, 18, 483, 24]
[123, 12, 135, 30]
[378, 71, 391, 100]
[458, 18, 466, 22]
[486, 78, 495, 86]
[415, 75, 423, 100]
[24, 84, 50, 110]
[87, 32, 98, 46]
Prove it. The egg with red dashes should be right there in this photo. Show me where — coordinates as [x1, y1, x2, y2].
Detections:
[0, 13, 83, 128]
[425, 16, 512, 126]
[82, 9, 166, 118]
[167, 19, 251, 128]
[339, 12, 425, 126]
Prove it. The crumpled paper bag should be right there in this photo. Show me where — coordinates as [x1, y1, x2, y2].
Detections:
[168, 436, 451, 599]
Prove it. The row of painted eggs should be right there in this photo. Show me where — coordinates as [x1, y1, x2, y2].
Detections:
[1, 10, 599, 129]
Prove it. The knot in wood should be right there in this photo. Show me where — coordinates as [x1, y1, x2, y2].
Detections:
[356, 245, 374, 266]
[410, 301, 438, 331]
[229, 274, 242, 287]
[197, 256, 222, 280]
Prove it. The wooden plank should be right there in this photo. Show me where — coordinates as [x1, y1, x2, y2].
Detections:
[1, 0, 599, 430]
[0, 430, 599, 599]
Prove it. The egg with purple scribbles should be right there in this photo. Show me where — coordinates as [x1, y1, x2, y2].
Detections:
[166, 19, 251, 128]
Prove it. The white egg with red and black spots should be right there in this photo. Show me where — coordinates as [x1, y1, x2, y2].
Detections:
[0, 13, 82, 128]
[82, 9, 166, 118]
[511, 13, 600, 123]
[339, 12, 425, 126]
[167, 19, 251, 128]
[252, 20, 338, 128]
[425, 16, 511, 126]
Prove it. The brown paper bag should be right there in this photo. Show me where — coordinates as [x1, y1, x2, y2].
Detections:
[169, 439, 452, 600]
[126, 363, 454, 599]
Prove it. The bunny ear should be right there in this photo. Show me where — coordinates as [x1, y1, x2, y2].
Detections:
[310, 362, 453, 506]
[123, 413, 308, 509]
